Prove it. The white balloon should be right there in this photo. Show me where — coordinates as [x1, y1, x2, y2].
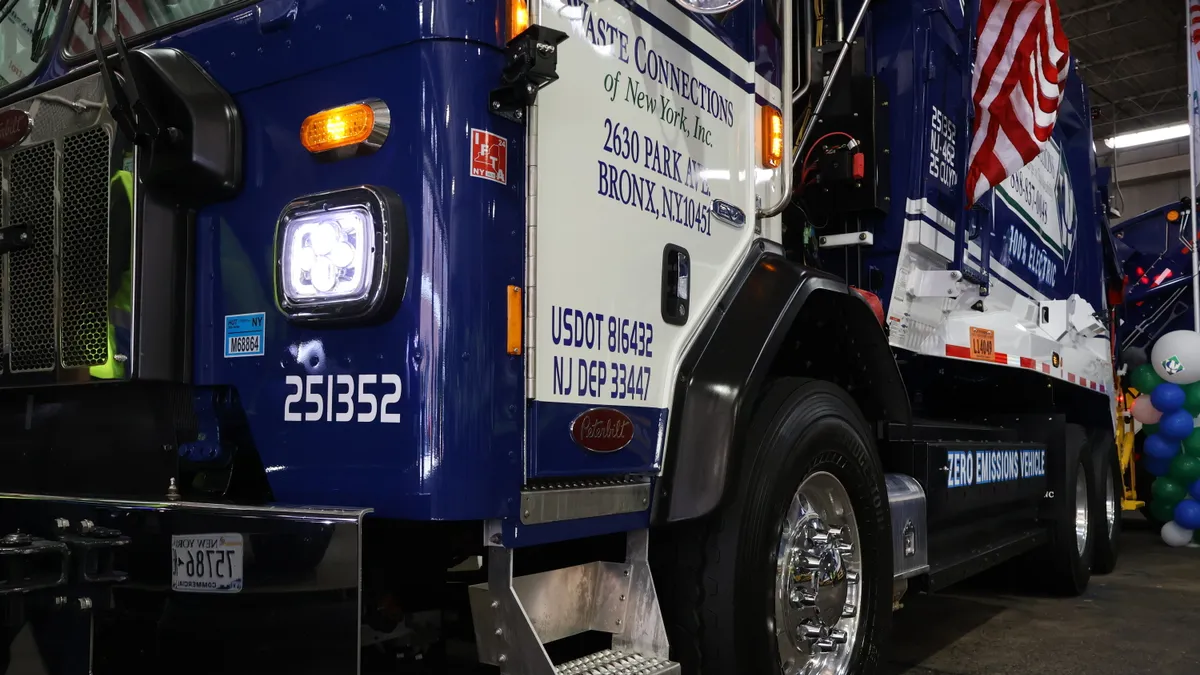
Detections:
[1152, 330, 1200, 385]
[1162, 520, 1195, 547]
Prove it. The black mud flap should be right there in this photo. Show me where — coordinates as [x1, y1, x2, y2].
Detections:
[0, 495, 368, 675]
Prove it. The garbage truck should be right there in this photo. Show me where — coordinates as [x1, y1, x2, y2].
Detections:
[1113, 198, 1197, 355]
[0, 0, 1123, 673]
[1110, 197, 1196, 519]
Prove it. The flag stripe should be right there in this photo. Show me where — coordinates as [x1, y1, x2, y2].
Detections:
[966, 0, 1070, 207]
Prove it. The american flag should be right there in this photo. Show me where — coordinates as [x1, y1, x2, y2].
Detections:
[964, 0, 1071, 207]
[1189, 3, 1200, 190]
[66, 0, 151, 55]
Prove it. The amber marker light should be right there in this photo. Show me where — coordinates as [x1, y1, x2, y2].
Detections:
[300, 100, 390, 159]
[510, 0, 530, 40]
[761, 104, 784, 168]
[507, 285, 523, 355]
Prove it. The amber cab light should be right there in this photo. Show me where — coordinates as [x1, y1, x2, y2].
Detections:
[760, 104, 783, 168]
[301, 102, 390, 156]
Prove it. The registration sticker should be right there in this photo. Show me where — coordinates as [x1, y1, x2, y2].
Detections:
[470, 129, 508, 185]
[171, 533, 244, 593]
[968, 327, 995, 361]
[224, 312, 265, 358]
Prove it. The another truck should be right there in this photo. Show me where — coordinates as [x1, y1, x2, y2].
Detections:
[0, 0, 1123, 673]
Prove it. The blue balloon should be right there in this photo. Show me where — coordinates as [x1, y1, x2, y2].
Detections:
[1189, 479, 1200, 502]
[1161, 409, 1198, 441]
[1145, 433, 1182, 460]
[1152, 382, 1188, 414]
[1146, 456, 1174, 476]
[1176, 499, 1200, 530]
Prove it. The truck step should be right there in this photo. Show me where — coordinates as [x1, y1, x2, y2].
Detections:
[470, 529, 673, 674]
[556, 650, 680, 675]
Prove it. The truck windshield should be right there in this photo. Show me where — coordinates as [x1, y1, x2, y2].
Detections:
[0, 0, 64, 88]
[65, 0, 242, 56]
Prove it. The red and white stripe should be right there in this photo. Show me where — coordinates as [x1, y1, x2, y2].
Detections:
[1191, 4, 1200, 59]
[944, 344, 1108, 394]
[964, 0, 1071, 206]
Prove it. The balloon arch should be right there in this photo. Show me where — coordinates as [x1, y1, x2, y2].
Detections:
[1130, 330, 1200, 546]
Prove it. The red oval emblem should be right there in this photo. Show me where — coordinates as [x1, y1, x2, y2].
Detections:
[570, 408, 635, 453]
[0, 110, 30, 150]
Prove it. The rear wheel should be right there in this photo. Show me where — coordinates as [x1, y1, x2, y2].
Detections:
[1090, 428, 1121, 575]
[653, 378, 892, 675]
[1039, 424, 1095, 595]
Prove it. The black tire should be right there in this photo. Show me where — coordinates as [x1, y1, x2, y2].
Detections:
[652, 378, 892, 675]
[1039, 424, 1095, 596]
[1090, 427, 1121, 575]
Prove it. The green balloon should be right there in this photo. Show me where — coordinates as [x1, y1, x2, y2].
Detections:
[1170, 454, 1200, 484]
[1130, 363, 1165, 394]
[1151, 499, 1177, 523]
[1185, 382, 1200, 416]
[1143, 423, 1160, 437]
[1184, 430, 1200, 457]
[1152, 477, 1188, 505]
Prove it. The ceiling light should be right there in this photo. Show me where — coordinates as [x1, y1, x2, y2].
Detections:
[1104, 122, 1190, 149]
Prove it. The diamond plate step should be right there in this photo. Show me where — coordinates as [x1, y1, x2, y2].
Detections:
[555, 649, 679, 675]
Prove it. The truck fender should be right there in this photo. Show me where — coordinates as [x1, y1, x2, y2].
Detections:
[659, 240, 911, 523]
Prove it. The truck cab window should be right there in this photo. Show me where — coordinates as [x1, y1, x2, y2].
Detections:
[65, 0, 242, 55]
[0, 0, 62, 86]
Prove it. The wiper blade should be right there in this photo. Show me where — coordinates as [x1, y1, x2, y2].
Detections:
[30, 0, 57, 62]
[90, 0, 160, 146]
[0, 0, 23, 29]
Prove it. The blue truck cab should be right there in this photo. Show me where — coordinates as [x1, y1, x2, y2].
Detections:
[0, 1, 1123, 674]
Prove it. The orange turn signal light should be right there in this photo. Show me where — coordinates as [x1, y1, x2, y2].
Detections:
[1167, 209, 1181, 223]
[301, 103, 379, 155]
[760, 104, 783, 168]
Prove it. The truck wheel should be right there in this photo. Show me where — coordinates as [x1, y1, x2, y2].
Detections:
[1040, 424, 1095, 596]
[1090, 428, 1121, 575]
[654, 378, 891, 675]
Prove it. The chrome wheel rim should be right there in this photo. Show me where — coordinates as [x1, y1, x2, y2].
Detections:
[773, 471, 862, 675]
[1075, 466, 1089, 555]
[1105, 467, 1117, 539]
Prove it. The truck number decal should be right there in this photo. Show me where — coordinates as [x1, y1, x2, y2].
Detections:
[928, 105, 957, 190]
[283, 374, 402, 423]
[548, 305, 654, 401]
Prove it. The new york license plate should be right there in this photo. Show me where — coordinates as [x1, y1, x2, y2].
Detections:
[171, 533, 244, 593]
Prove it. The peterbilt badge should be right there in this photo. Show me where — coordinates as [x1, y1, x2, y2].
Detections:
[570, 407, 635, 453]
[0, 110, 31, 150]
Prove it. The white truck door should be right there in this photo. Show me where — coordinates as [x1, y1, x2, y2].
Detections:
[526, 0, 773, 478]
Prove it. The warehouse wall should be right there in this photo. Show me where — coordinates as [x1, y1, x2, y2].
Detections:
[1100, 139, 1191, 224]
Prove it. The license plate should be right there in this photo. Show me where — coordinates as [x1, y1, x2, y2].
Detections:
[171, 533, 244, 593]
[969, 327, 995, 361]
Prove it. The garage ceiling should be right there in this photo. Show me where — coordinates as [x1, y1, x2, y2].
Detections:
[1061, 0, 1187, 142]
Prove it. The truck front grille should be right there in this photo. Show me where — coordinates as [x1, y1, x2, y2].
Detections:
[5, 124, 113, 374]
[59, 127, 113, 369]
[8, 141, 59, 373]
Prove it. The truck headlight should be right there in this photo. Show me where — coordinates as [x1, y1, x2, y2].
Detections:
[274, 185, 407, 323]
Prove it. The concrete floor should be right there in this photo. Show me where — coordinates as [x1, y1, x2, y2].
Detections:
[887, 516, 1200, 675]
